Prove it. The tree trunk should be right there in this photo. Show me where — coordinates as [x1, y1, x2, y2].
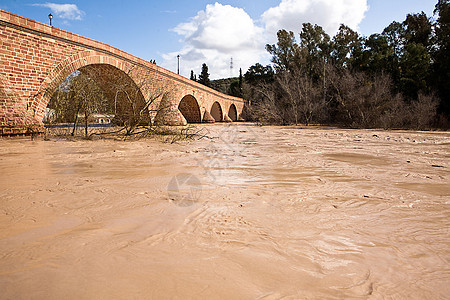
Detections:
[84, 110, 89, 138]
[72, 110, 79, 136]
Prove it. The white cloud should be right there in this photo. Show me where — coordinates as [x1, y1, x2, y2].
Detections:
[33, 3, 85, 21]
[161, 3, 267, 79]
[162, 0, 368, 79]
[262, 0, 368, 39]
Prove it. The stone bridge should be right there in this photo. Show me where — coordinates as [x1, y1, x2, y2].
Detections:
[0, 9, 245, 135]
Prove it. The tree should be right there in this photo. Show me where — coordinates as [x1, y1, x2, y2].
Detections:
[400, 42, 431, 99]
[47, 71, 111, 137]
[229, 68, 243, 98]
[432, 0, 450, 116]
[357, 34, 396, 74]
[198, 63, 210, 87]
[266, 30, 299, 72]
[381, 21, 405, 86]
[331, 24, 362, 68]
[299, 23, 331, 78]
[244, 63, 274, 85]
[276, 67, 325, 125]
[239, 68, 243, 94]
[243, 63, 274, 108]
[190, 70, 197, 81]
[403, 12, 433, 47]
[71, 73, 107, 137]
[244, 7, 448, 128]
[327, 66, 400, 128]
[382, 21, 406, 58]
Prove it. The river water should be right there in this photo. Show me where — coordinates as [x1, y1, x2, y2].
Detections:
[0, 124, 449, 299]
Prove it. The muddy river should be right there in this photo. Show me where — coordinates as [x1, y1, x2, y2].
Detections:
[0, 124, 449, 299]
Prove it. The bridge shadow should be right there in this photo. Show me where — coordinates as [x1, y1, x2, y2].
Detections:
[211, 101, 223, 122]
[45, 63, 149, 126]
[228, 104, 237, 122]
[178, 95, 202, 123]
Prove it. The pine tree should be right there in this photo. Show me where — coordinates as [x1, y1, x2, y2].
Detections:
[198, 63, 210, 87]
[238, 68, 243, 97]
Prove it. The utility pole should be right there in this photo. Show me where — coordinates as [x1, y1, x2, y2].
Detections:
[230, 57, 233, 78]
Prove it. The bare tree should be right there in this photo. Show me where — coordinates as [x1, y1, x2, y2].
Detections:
[410, 93, 439, 130]
[276, 68, 325, 126]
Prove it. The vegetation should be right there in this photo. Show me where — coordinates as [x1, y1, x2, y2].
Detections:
[46, 66, 203, 141]
[198, 63, 211, 87]
[47, 72, 112, 137]
[243, 0, 450, 129]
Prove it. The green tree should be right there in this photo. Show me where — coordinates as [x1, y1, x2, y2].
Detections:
[228, 68, 243, 98]
[244, 63, 274, 84]
[403, 12, 433, 47]
[382, 21, 406, 57]
[381, 21, 405, 86]
[266, 30, 299, 72]
[298, 23, 331, 77]
[243, 63, 274, 105]
[198, 63, 210, 87]
[331, 24, 362, 68]
[359, 34, 395, 74]
[190, 70, 197, 81]
[400, 42, 431, 99]
[432, 0, 450, 116]
[239, 68, 243, 94]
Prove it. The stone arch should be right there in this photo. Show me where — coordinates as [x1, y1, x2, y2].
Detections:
[210, 101, 223, 122]
[178, 95, 202, 123]
[228, 104, 238, 121]
[31, 51, 145, 120]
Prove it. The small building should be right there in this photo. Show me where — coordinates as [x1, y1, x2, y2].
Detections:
[43, 108, 56, 124]
[77, 113, 115, 124]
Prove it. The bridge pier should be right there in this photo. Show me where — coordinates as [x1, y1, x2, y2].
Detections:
[0, 74, 44, 135]
[154, 95, 187, 126]
[202, 111, 215, 123]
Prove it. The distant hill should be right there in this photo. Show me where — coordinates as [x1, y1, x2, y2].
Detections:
[210, 77, 239, 96]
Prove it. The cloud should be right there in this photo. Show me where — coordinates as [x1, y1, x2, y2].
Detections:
[161, 2, 266, 79]
[33, 3, 85, 21]
[162, 0, 368, 79]
[262, 0, 368, 39]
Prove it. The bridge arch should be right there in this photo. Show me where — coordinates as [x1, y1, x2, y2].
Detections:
[178, 95, 202, 123]
[228, 104, 238, 121]
[210, 101, 223, 122]
[32, 51, 146, 121]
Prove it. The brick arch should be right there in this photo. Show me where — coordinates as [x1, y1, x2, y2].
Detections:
[31, 51, 138, 120]
[228, 104, 238, 121]
[178, 94, 201, 123]
[210, 101, 223, 122]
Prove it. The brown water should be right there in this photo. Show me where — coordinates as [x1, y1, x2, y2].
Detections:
[0, 124, 449, 299]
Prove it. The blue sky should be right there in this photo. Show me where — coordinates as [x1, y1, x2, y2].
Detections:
[0, 0, 438, 79]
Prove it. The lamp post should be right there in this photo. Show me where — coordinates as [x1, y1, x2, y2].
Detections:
[48, 13, 53, 26]
[177, 55, 180, 75]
